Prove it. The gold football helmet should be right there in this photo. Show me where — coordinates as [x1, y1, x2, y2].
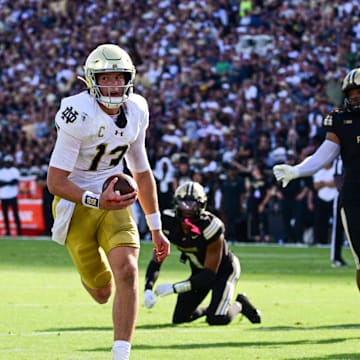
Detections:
[174, 181, 207, 219]
[342, 68, 360, 111]
[82, 44, 136, 109]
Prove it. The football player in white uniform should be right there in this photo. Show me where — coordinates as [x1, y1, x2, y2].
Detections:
[47, 44, 170, 360]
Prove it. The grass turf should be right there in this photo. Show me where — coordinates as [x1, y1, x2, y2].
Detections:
[0, 238, 359, 360]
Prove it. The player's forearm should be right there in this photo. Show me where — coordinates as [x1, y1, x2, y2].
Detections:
[47, 166, 84, 203]
[134, 170, 160, 215]
[145, 259, 161, 290]
[294, 140, 340, 177]
[173, 268, 217, 293]
[134, 170, 163, 232]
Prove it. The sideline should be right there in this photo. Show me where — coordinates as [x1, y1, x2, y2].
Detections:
[0, 236, 51, 241]
[0, 236, 334, 249]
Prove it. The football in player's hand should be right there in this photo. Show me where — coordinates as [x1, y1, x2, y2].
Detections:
[102, 173, 138, 195]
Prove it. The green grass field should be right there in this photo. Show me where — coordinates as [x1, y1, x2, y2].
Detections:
[0, 238, 359, 360]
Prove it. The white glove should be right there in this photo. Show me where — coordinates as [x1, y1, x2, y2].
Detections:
[155, 283, 174, 297]
[144, 289, 157, 309]
[273, 164, 299, 188]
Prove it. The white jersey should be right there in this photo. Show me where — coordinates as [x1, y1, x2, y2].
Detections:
[50, 91, 151, 193]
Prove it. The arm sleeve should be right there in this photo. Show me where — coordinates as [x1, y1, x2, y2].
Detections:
[173, 268, 217, 293]
[189, 268, 217, 290]
[125, 113, 151, 173]
[295, 140, 340, 177]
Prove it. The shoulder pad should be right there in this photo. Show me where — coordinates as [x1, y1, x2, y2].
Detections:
[323, 108, 347, 127]
[55, 92, 96, 139]
[163, 209, 176, 218]
[323, 113, 334, 126]
[202, 214, 224, 240]
[128, 93, 149, 113]
[329, 108, 345, 116]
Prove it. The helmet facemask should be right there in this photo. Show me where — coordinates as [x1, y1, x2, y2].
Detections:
[176, 198, 204, 219]
[344, 90, 360, 111]
[342, 68, 360, 111]
[87, 69, 135, 109]
[174, 181, 207, 221]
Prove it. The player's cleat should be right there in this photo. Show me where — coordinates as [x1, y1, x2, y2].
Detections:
[237, 293, 261, 324]
[332, 259, 349, 268]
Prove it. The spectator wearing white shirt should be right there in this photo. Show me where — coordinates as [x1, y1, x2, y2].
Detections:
[0, 155, 22, 236]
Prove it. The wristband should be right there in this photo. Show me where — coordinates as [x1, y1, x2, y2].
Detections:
[145, 212, 162, 230]
[173, 280, 191, 294]
[82, 190, 100, 209]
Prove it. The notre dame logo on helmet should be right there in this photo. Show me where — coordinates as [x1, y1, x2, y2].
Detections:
[61, 106, 79, 124]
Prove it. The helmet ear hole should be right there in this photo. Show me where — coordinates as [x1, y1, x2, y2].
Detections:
[124, 72, 132, 85]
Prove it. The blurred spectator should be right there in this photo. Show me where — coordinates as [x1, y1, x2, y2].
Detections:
[275, 151, 311, 244]
[245, 162, 272, 242]
[153, 155, 175, 211]
[1, 1, 359, 240]
[0, 155, 22, 236]
[312, 161, 338, 245]
[220, 164, 247, 242]
[36, 164, 54, 236]
[173, 155, 193, 191]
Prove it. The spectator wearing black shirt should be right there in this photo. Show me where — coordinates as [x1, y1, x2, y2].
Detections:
[246, 162, 272, 242]
[220, 164, 247, 242]
[275, 152, 311, 244]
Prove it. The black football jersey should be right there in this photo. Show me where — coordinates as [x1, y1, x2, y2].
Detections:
[322, 108, 360, 202]
[161, 209, 232, 272]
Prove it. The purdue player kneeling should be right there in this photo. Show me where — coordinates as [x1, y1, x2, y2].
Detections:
[144, 181, 261, 325]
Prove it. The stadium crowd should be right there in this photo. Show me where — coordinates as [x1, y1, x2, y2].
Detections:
[0, 0, 359, 243]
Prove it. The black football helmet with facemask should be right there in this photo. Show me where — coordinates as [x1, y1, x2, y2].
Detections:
[342, 68, 360, 111]
[174, 181, 207, 220]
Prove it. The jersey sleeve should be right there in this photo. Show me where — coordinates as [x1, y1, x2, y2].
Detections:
[49, 128, 81, 171]
[54, 93, 93, 140]
[322, 110, 338, 135]
[125, 96, 151, 173]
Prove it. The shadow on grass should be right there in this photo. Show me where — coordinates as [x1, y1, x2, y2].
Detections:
[257, 323, 360, 331]
[286, 355, 360, 360]
[39, 324, 360, 359]
[40, 322, 360, 333]
[39, 323, 174, 333]
[83, 339, 360, 359]
[38, 326, 112, 332]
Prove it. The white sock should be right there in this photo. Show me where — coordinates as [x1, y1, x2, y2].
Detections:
[112, 340, 131, 360]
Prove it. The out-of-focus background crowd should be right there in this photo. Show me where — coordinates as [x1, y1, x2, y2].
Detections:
[0, 0, 359, 244]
